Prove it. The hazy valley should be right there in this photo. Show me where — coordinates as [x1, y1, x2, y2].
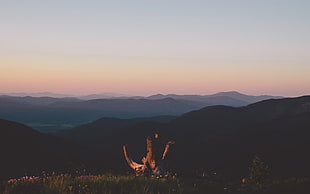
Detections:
[0, 91, 282, 133]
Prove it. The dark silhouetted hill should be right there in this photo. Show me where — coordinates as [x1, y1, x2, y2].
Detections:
[60, 116, 176, 147]
[0, 119, 106, 179]
[58, 96, 310, 178]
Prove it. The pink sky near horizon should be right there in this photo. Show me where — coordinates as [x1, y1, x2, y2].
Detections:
[1, 1, 309, 97]
[1, 53, 309, 97]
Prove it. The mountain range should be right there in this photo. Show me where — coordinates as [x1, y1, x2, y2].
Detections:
[1, 95, 310, 179]
[0, 91, 282, 132]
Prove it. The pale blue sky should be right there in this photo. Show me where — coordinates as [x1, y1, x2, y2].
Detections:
[1, 0, 309, 96]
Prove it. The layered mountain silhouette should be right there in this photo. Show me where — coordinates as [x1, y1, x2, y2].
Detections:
[146, 91, 282, 105]
[0, 119, 106, 179]
[2, 94, 308, 179]
[0, 92, 281, 132]
[58, 96, 310, 178]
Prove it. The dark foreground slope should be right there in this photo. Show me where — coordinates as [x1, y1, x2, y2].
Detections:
[59, 96, 310, 178]
[0, 119, 106, 179]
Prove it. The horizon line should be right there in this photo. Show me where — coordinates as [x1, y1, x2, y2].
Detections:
[0, 90, 303, 98]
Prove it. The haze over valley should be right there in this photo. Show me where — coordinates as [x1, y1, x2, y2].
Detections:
[0, 91, 282, 133]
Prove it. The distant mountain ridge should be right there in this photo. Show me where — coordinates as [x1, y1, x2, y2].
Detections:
[1, 91, 282, 101]
[0, 92, 74, 98]
[147, 91, 282, 105]
[0, 91, 283, 132]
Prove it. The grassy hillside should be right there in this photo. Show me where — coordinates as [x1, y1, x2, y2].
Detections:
[1, 174, 310, 194]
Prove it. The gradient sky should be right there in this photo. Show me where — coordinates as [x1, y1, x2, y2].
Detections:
[1, 0, 309, 96]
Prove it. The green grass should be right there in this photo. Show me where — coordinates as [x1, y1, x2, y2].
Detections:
[1, 175, 185, 194]
[1, 175, 310, 194]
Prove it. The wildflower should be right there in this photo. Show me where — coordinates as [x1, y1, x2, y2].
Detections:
[7, 179, 16, 183]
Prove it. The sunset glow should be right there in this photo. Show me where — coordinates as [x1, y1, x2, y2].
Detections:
[1, 1, 309, 97]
